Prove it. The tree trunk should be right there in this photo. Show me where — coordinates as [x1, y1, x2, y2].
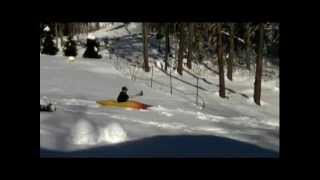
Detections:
[187, 23, 193, 69]
[54, 23, 59, 48]
[96, 22, 100, 30]
[86, 23, 89, 35]
[58, 23, 64, 48]
[245, 23, 251, 70]
[143, 23, 150, 72]
[170, 68, 173, 95]
[177, 24, 184, 75]
[254, 23, 264, 106]
[227, 23, 234, 81]
[217, 23, 226, 98]
[164, 23, 170, 72]
[175, 25, 178, 69]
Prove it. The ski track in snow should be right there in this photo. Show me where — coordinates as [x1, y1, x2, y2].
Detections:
[50, 98, 278, 133]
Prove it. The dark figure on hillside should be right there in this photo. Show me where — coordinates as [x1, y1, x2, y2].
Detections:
[83, 34, 102, 59]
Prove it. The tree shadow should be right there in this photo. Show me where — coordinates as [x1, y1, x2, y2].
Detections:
[154, 66, 208, 91]
[200, 62, 219, 75]
[183, 66, 250, 99]
[40, 134, 278, 158]
[103, 32, 250, 100]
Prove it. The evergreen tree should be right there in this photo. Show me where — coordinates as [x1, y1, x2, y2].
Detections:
[83, 34, 102, 59]
[63, 36, 78, 57]
[41, 26, 59, 55]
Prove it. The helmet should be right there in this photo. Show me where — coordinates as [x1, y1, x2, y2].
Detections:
[122, 86, 128, 91]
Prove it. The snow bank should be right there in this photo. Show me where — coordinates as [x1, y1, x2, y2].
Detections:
[70, 120, 127, 146]
[261, 119, 279, 127]
[62, 98, 99, 108]
[196, 112, 209, 120]
[193, 127, 228, 134]
[160, 111, 173, 117]
[98, 123, 127, 144]
[70, 119, 97, 145]
[247, 97, 268, 106]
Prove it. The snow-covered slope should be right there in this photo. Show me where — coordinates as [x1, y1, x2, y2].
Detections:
[40, 23, 279, 157]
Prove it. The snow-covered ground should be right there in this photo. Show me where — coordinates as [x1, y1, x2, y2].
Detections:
[40, 23, 279, 157]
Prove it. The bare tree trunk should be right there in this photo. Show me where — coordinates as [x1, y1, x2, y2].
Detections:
[170, 68, 173, 95]
[86, 23, 89, 35]
[71, 23, 74, 36]
[58, 23, 64, 48]
[76, 23, 80, 41]
[175, 25, 179, 69]
[151, 65, 154, 87]
[143, 23, 150, 72]
[66, 23, 71, 37]
[165, 23, 170, 72]
[96, 22, 100, 30]
[88, 23, 92, 34]
[217, 23, 226, 98]
[254, 23, 264, 106]
[245, 23, 251, 70]
[196, 77, 199, 105]
[177, 24, 184, 75]
[227, 23, 234, 81]
[187, 23, 193, 69]
[54, 23, 59, 48]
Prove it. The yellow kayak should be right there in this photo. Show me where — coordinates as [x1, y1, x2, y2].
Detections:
[96, 100, 151, 110]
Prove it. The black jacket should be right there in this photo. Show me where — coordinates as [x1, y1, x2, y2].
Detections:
[117, 91, 129, 102]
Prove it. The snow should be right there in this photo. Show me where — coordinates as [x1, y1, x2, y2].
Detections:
[40, 23, 279, 157]
[97, 123, 128, 144]
[87, 33, 96, 40]
[44, 26, 50, 32]
[221, 31, 245, 44]
[247, 97, 268, 106]
[70, 119, 97, 146]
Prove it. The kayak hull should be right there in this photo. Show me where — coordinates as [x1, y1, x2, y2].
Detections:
[96, 100, 151, 110]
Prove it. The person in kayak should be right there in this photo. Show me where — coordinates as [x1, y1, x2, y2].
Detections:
[117, 86, 130, 102]
[117, 86, 143, 103]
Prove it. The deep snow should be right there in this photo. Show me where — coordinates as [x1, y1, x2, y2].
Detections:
[40, 23, 279, 157]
